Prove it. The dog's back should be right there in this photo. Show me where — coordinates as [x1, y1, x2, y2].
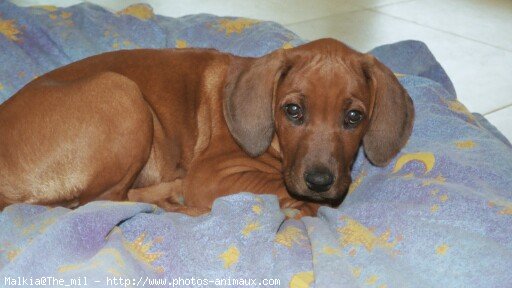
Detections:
[0, 48, 233, 208]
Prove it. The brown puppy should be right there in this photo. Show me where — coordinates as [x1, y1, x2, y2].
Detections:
[0, 39, 414, 217]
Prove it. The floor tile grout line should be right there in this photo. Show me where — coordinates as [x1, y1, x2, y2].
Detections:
[347, 0, 418, 12]
[360, 0, 418, 10]
[368, 9, 512, 53]
[283, 7, 367, 26]
[285, 7, 379, 27]
[483, 103, 512, 116]
[284, 5, 512, 53]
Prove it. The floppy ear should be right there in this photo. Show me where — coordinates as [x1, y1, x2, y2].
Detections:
[362, 54, 415, 166]
[223, 50, 286, 157]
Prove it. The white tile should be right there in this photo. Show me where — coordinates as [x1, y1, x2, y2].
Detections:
[485, 106, 512, 142]
[356, 0, 415, 8]
[11, 0, 363, 25]
[376, 0, 512, 51]
[285, 10, 512, 114]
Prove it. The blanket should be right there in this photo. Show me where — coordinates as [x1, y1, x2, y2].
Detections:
[1, 2, 511, 287]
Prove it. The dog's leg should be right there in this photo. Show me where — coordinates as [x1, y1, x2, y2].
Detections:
[0, 72, 154, 207]
[127, 181, 210, 216]
[183, 163, 320, 218]
[128, 181, 184, 205]
[0, 198, 8, 211]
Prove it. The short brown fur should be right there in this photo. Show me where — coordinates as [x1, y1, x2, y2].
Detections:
[0, 39, 414, 217]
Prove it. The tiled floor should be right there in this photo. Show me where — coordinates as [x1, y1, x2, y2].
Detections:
[12, 0, 512, 142]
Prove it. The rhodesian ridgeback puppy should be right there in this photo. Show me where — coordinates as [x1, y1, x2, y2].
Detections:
[0, 38, 414, 217]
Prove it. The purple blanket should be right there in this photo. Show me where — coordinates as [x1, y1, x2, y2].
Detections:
[1, 2, 511, 287]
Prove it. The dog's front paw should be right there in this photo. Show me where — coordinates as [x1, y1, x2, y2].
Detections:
[282, 207, 300, 219]
[280, 199, 319, 219]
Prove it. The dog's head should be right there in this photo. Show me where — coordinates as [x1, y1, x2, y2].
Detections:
[224, 38, 414, 205]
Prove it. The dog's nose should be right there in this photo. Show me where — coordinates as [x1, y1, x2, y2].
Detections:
[304, 169, 334, 192]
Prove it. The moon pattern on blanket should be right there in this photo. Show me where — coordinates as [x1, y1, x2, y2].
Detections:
[0, 17, 21, 41]
[455, 140, 476, 149]
[289, 271, 314, 288]
[219, 245, 239, 268]
[215, 18, 260, 36]
[392, 152, 435, 174]
[117, 4, 154, 21]
[338, 216, 399, 252]
[123, 232, 163, 264]
[275, 226, 307, 248]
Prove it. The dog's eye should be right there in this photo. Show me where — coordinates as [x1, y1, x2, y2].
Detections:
[344, 110, 364, 128]
[283, 104, 304, 123]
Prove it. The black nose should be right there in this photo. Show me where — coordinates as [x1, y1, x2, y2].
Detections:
[304, 169, 334, 192]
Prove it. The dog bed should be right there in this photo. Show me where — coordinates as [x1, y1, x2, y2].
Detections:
[1, 2, 511, 287]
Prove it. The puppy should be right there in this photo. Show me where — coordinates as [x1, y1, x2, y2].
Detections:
[0, 38, 414, 217]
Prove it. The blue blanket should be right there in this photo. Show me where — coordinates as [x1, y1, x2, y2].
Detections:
[1, 2, 511, 287]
